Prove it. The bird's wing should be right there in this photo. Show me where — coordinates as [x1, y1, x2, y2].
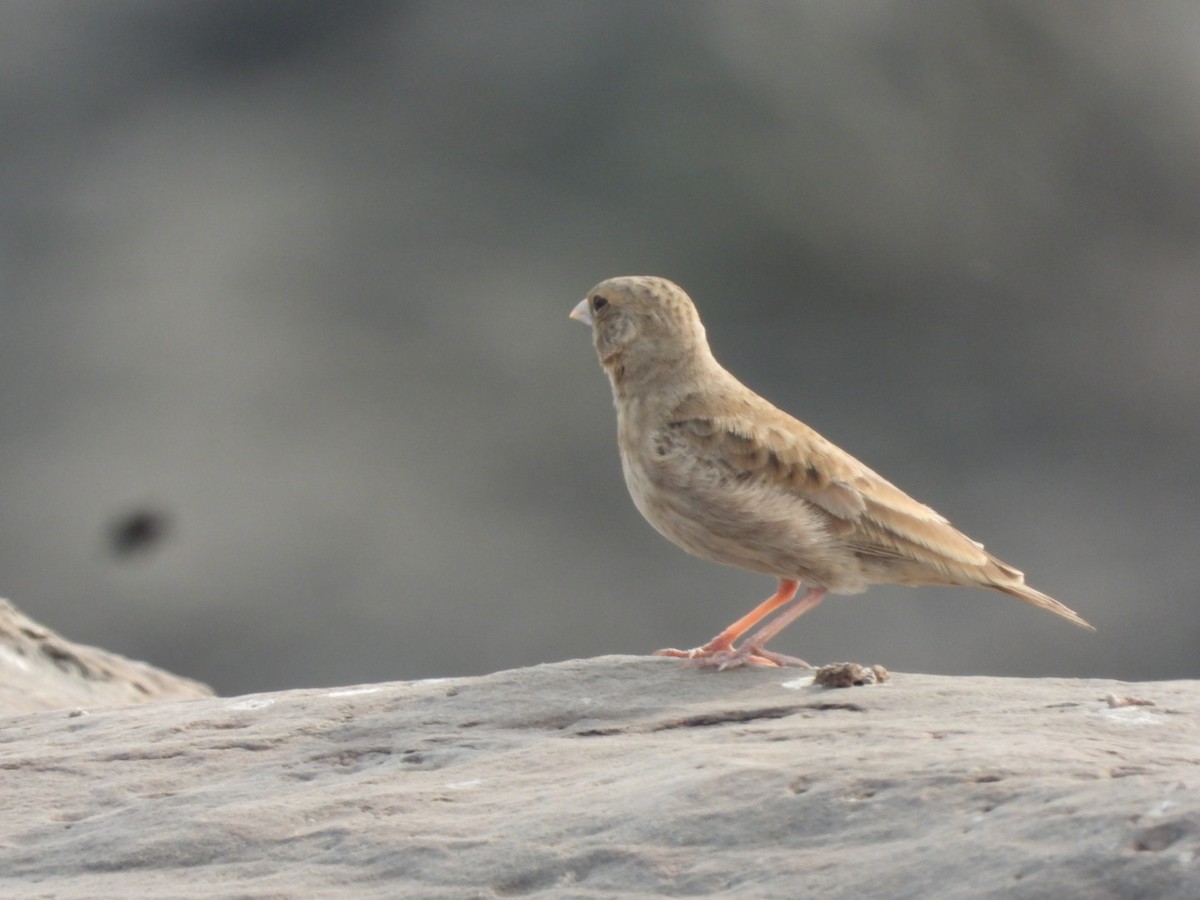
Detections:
[662, 393, 1092, 628]
[666, 393, 993, 574]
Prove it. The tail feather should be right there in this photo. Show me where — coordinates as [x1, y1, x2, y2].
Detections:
[993, 580, 1095, 630]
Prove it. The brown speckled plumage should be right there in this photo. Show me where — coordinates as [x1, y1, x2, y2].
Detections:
[571, 275, 1092, 670]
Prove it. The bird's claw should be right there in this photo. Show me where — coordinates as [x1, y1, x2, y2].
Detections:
[652, 645, 808, 670]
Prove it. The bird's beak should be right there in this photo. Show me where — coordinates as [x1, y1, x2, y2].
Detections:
[569, 298, 593, 325]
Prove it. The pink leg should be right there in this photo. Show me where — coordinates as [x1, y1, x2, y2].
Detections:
[714, 587, 827, 669]
[654, 579, 820, 668]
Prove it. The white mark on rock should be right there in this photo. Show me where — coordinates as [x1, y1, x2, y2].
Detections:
[1097, 707, 1165, 726]
[0, 646, 31, 671]
[227, 697, 276, 711]
[443, 779, 483, 790]
[326, 686, 385, 698]
[1146, 783, 1185, 819]
[780, 676, 816, 690]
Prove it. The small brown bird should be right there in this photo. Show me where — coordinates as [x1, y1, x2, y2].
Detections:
[570, 276, 1092, 670]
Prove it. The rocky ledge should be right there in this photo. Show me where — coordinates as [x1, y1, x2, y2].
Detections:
[0, 600, 1196, 898]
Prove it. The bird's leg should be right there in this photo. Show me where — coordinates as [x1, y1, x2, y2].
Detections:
[711, 586, 827, 669]
[653, 579, 801, 666]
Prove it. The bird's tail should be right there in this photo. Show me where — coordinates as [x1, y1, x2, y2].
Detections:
[992, 580, 1095, 630]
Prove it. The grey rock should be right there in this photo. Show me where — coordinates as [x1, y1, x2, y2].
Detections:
[1, 655, 1195, 898]
[0, 598, 212, 714]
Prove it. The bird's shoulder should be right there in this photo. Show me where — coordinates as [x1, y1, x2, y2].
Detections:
[660, 387, 865, 519]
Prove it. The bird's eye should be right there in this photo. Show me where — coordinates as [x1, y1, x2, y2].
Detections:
[592, 295, 609, 313]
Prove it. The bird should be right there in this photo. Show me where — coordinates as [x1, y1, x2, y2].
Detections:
[569, 275, 1093, 670]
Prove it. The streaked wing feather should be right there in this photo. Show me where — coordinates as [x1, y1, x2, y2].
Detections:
[669, 396, 991, 572]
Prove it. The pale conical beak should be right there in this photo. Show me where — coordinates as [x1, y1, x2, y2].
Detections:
[569, 298, 593, 325]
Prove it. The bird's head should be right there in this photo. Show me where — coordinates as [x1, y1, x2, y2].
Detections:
[570, 276, 710, 389]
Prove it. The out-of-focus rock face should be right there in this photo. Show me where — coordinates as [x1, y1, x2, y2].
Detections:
[1, 655, 1196, 898]
[2, 5, 1200, 693]
[0, 598, 212, 714]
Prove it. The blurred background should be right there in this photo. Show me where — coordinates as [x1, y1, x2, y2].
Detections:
[2, 1, 1197, 694]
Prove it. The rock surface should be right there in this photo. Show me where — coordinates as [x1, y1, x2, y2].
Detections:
[0, 598, 212, 714]
[1, 654, 1197, 898]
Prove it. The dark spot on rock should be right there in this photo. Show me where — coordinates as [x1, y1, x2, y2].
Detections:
[1133, 822, 1187, 852]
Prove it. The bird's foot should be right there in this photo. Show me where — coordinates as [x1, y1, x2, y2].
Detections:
[740, 646, 810, 669]
[652, 644, 808, 670]
[652, 633, 736, 661]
